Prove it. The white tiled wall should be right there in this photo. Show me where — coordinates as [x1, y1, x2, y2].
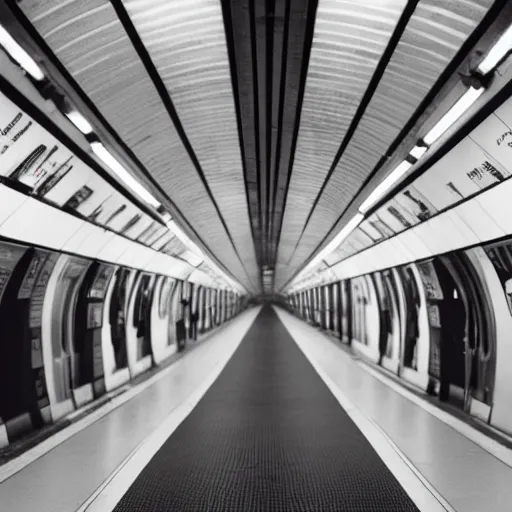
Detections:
[304, 181, 512, 288]
[0, 186, 220, 287]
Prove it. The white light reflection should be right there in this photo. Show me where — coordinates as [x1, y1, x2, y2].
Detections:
[359, 160, 413, 214]
[409, 144, 428, 160]
[478, 24, 512, 75]
[0, 25, 44, 81]
[66, 111, 93, 135]
[90, 142, 160, 209]
[423, 86, 485, 146]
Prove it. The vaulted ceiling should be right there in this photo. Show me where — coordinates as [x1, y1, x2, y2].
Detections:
[11, 0, 498, 293]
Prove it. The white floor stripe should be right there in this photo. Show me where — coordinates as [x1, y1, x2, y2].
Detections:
[356, 361, 512, 469]
[0, 311, 254, 484]
[273, 307, 452, 512]
[78, 306, 261, 512]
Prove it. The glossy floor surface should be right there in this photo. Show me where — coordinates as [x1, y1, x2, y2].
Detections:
[114, 306, 418, 511]
[1, 306, 511, 512]
[0, 308, 262, 512]
[274, 308, 512, 512]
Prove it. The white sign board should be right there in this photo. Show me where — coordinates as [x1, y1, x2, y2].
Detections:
[414, 136, 508, 210]
[0, 90, 158, 254]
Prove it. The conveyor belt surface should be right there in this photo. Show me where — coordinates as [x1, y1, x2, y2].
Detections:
[114, 306, 419, 511]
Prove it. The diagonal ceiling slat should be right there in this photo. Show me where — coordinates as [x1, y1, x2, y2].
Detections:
[121, 0, 259, 287]
[18, 0, 258, 292]
[276, 0, 407, 282]
[268, 0, 288, 265]
[276, 0, 494, 289]
[271, 0, 317, 266]
[10, 0, 505, 294]
[253, 0, 268, 268]
[222, 0, 263, 271]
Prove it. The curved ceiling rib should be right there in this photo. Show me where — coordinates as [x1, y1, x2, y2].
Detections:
[275, 0, 495, 290]
[275, 0, 407, 286]
[119, 0, 259, 289]
[10, 0, 504, 294]
[271, 0, 319, 278]
[219, 0, 263, 271]
[17, 0, 258, 292]
[220, 0, 318, 292]
[284, 0, 420, 259]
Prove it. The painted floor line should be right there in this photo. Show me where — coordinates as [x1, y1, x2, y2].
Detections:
[0, 312, 249, 484]
[78, 306, 261, 512]
[356, 361, 512, 469]
[273, 307, 452, 512]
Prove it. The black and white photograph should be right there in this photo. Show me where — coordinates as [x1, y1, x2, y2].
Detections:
[3, 2, 512, 511]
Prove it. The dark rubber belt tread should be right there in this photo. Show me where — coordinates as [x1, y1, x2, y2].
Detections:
[114, 306, 419, 511]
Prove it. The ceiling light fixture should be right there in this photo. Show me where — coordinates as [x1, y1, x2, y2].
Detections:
[0, 25, 44, 81]
[286, 23, 512, 295]
[409, 144, 428, 160]
[477, 23, 512, 75]
[167, 219, 203, 256]
[359, 160, 413, 214]
[298, 213, 364, 278]
[90, 142, 160, 209]
[423, 86, 485, 146]
[166, 219, 245, 292]
[65, 111, 93, 135]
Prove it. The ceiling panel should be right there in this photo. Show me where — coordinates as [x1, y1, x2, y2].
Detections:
[19, 0, 257, 292]
[12, 0, 503, 294]
[276, 0, 493, 289]
[276, 0, 407, 280]
[121, 0, 258, 286]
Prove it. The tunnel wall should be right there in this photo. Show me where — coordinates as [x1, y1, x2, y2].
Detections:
[285, 238, 512, 437]
[0, 240, 247, 449]
[283, 75, 512, 438]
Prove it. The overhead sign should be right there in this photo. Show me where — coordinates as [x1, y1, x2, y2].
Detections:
[359, 220, 383, 243]
[378, 198, 412, 233]
[367, 212, 395, 238]
[329, 94, 512, 270]
[394, 185, 436, 224]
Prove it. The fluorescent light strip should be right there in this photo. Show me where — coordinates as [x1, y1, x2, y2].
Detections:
[478, 23, 512, 75]
[295, 213, 365, 284]
[359, 160, 413, 214]
[319, 214, 364, 260]
[167, 220, 204, 257]
[0, 24, 242, 292]
[423, 86, 485, 146]
[409, 144, 428, 160]
[0, 25, 44, 81]
[167, 220, 245, 292]
[66, 111, 93, 135]
[91, 142, 160, 209]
